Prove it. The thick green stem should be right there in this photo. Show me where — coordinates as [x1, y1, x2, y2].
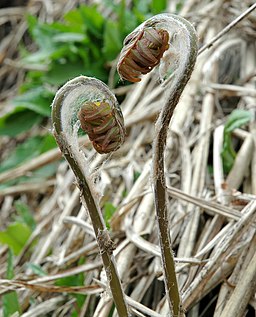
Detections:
[151, 14, 198, 316]
[51, 77, 129, 317]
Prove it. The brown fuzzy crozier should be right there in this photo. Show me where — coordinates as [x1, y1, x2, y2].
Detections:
[117, 27, 169, 82]
[78, 101, 125, 154]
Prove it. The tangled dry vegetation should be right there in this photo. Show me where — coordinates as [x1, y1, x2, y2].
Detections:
[0, 0, 256, 316]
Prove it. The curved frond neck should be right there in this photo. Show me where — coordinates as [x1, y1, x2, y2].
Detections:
[117, 13, 198, 89]
[117, 13, 198, 317]
[51, 76, 125, 155]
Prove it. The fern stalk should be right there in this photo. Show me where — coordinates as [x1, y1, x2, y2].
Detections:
[51, 76, 129, 317]
[151, 14, 198, 316]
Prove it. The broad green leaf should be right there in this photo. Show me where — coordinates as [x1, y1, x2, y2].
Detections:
[0, 163, 58, 191]
[0, 109, 42, 136]
[0, 135, 53, 173]
[14, 201, 36, 230]
[80, 5, 104, 37]
[13, 87, 53, 116]
[103, 20, 122, 60]
[221, 109, 252, 173]
[0, 222, 32, 255]
[3, 292, 21, 317]
[55, 274, 84, 287]
[3, 250, 21, 317]
[0, 134, 56, 185]
[56, 273, 86, 311]
[28, 18, 59, 51]
[26, 16, 86, 63]
[43, 61, 86, 85]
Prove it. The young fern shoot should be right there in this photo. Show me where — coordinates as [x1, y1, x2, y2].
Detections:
[51, 76, 129, 317]
[117, 14, 198, 316]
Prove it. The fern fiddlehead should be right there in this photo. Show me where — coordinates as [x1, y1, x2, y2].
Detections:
[117, 26, 170, 82]
[117, 14, 198, 316]
[51, 76, 129, 316]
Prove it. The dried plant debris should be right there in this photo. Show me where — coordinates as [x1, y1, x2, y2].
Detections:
[0, 0, 256, 317]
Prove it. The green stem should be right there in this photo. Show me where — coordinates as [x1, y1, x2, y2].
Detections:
[51, 77, 129, 317]
[151, 14, 198, 316]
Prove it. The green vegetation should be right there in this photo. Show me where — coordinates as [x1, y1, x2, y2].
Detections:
[1, 0, 167, 138]
[104, 202, 117, 229]
[221, 109, 252, 173]
[0, 222, 32, 255]
[55, 271, 86, 317]
[3, 250, 21, 317]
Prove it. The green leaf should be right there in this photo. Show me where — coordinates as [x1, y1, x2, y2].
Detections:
[22, 50, 53, 63]
[28, 18, 59, 51]
[0, 222, 32, 255]
[19, 71, 45, 91]
[64, 9, 85, 27]
[55, 274, 83, 287]
[14, 201, 36, 230]
[79, 5, 104, 37]
[3, 292, 21, 317]
[224, 109, 252, 133]
[221, 109, 252, 173]
[0, 162, 58, 191]
[43, 60, 86, 85]
[26, 14, 37, 34]
[134, 171, 141, 182]
[26, 16, 87, 64]
[3, 250, 21, 317]
[32, 162, 59, 179]
[0, 135, 54, 174]
[6, 249, 15, 279]
[176, 0, 185, 12]
[133, 0, 150, 14]
[39, 134, 57, 152]
[26, 263, 47, 276]
[0, 109, 42, 136]
[103, 202, 117, 229]
[52, 32, 87, 43]
[55, 273, 86, 311]
[150, 0, 167, 14]
[13, 87, 54, 116]
[127, 9, 145, 32]
[103, 20, 122, 60]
